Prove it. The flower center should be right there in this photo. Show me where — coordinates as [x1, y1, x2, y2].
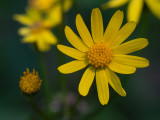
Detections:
[87, 42, 112, 68]
[19, 69, 42, 95]
[31, 21, 44, 33]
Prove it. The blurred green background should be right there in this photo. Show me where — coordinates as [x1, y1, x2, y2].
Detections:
[0, 0, 160, 120]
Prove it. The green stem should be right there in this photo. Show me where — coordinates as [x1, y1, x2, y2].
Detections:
[36, 50, 52, 112]
[139, 8, 150, 37]
[81, 94, 118, 120]
[27, 97, 50, 120]
[58, 0, 70, 119]
[70, 94, 81, 118]
[74, 0, 81, 13]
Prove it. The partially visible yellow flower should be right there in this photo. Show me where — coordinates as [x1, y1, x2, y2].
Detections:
[29, 0, 55, 11]
[19, 68, 42, 95]
[29, 0, 73, 12]
[14, 8, 61, 51]
[101, 0, 160, 23]
[63, 0, 73, 12]
[57, 8, 149, 105]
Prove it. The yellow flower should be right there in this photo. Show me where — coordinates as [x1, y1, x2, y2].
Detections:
[29, 0, 54, 11]
[19, 68, 42, 95]
[101, 0, 160, 23]
[14, 8, 61, 51]
[57, 8, 149, 105]
[28, 0, 73, 12]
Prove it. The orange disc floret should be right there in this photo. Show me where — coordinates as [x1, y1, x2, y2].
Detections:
[19, 68, 42, 95]
[30, 21, 44, 34]
[87, 42, 112, 68]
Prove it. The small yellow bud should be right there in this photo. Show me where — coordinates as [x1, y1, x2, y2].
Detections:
[19, 68, 42, 95]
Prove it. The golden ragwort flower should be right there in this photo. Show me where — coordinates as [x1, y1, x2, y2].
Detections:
[19, 68, 42, 95]
[29, 0, 73, 12]
[14, 8, 61, 51]
[101, 0, 160, 23]
[57, 8, 149, 105]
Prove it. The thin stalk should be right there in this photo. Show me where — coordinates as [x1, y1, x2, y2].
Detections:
[58, 0, 70, 119]
[70, 94, 81, 118]
[74, 0, 81, 13]
[27, 97, 50, 120]
[35, 49, 52, 113]
[139, 7, 150, 37]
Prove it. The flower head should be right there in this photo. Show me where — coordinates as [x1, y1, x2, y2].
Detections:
[29, 0, 55, 11]
[14, 8, 61, 51]
[29, 0, 73, 12]
[57, 8, 149, 105]
[19, 68, 42, 95]
[101, 0, 160, 23]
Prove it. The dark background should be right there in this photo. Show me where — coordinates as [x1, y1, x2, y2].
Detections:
[0, 0, 160, 119]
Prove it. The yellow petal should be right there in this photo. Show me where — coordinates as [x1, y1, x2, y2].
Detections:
[111, 21, 136, 48]
[58, 60, 88, 74]
[76, 14, 94, 47]
[36, 38, 50, 52]
[13, 15, 33, 25]
[127, 0, 144, 23]
[108, 61, 136, 74]
[63, 0, 73, 12]
[41, 30, 57, 44]
[44, 4, 62, 27]
[105, 68, 126, 96]
[78, 66, 96, 96]
[91, 8, 103, 43]
[18, 27, 30, 36]
[65, 26, 88, 52]
[103, 10, 123, 45]
[26, 8, 42, 21]
[22, 34, 37, 43]
[145, 0, 160, 19]
[112, 38, 149, 54]
[101, 0, 128, 9]
[57, 45, 87, 60]
[96, 69, 109, 105]
[112, 54, 149, 68]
